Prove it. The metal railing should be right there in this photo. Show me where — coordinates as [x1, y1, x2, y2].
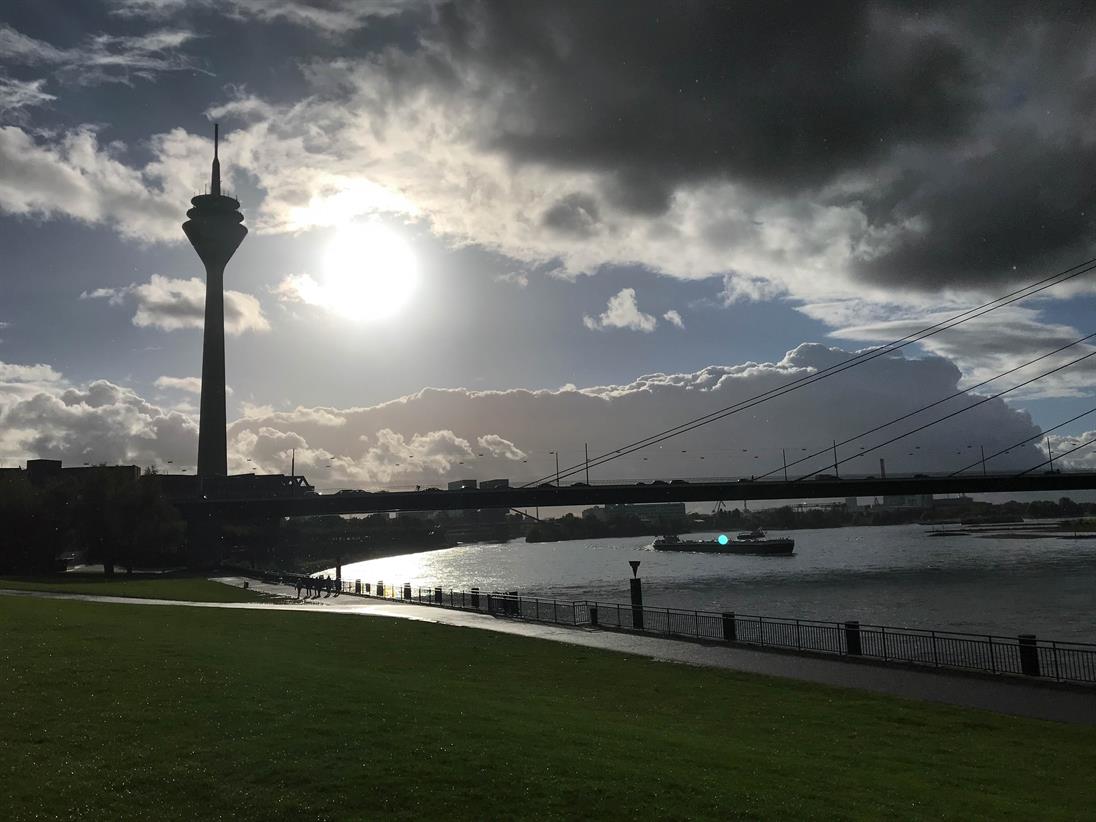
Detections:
[279, 575, 1096, 686]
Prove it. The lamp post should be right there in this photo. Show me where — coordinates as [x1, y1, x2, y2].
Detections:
[549, 450, 560, 485]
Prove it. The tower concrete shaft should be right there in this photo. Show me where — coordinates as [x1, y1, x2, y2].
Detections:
[183, 124, 246, 477]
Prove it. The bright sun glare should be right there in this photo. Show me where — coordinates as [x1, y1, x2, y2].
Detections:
[320, 223, 419, 321]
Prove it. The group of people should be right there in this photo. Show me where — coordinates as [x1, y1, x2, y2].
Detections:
[290, 575, 340, 600]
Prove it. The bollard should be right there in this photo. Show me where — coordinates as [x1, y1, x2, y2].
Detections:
[590, 605, 599, 627]
[629, 577, 645, 630]
[1018, 634, 1041, 677]
[471, 587, 480, 608]
[845, 621, 862, 656]
[722, 612, 737, 642]
[403, 583, 412, 601]
[435, 586, 443, 604]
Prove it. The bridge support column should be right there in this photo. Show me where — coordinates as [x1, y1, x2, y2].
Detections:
[1018, 634, 1041, 677]
[845, 621, 862, 655]
[630, 577, 644, 629]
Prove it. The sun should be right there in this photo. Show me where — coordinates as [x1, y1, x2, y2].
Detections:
[320, 223, 419, 321]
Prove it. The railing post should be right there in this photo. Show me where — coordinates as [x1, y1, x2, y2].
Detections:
[931, 631, 938, 666]
[844, 621, 862, 656]
[1018, 634, 1041, 677]
[630, 577, 644, 630]
[590, 604, 599, 627]
[988, 635, 996, 674]
[722, 612, 736, 642]
[471, 587, 480, 609]
[795, 619, 801, 651]
[758, 616, 765, 647]
[881, 626, 888, 661]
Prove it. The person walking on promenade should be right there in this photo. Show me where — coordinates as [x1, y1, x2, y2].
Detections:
[323, 575, 331, 598]
[295, 578, 303, 600]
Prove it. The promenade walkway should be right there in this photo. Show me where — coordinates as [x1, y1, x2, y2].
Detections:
[4, 578, 1095, 726]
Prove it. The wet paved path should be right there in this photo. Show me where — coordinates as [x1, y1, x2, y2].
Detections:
[4, 578, 1095, 726]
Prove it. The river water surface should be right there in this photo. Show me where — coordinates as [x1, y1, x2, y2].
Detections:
[329, 523, 1096, 642]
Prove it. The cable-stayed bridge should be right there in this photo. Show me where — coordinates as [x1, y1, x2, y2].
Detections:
[177, 471, 1096, 518]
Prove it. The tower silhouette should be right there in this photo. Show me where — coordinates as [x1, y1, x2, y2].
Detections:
[183, 124, 247, 476]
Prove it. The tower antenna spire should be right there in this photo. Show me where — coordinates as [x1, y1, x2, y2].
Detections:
[211, 123, 221, 197]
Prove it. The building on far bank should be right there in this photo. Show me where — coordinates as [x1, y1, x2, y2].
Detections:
[24, 459, 141, 487]
[583, 502, 687, 524]
[880, 494, 934, 510]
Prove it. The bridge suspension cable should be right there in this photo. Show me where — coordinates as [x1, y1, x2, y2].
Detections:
[1016, 434, 1096, 476]
[752, 330, 1096, 481]
[947, 406, 1096, 476]
[784, 347, 1096, 480]
[527, 255, 1096, 486]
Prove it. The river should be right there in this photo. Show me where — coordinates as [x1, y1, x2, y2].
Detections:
[327, 523, 1096, 642]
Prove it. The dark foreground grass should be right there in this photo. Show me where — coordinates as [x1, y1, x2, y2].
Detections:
[1, 599, 1093, 821]
[0, 575, 265, 602]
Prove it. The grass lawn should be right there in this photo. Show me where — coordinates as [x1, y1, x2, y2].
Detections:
[0, 574, 265, 602]
[2, 598, 1093, 820]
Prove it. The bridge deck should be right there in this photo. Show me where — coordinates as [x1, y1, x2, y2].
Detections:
[177, 472, 1096, 516]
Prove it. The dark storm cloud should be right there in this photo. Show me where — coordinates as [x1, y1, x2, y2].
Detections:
[542, 192, 599, 236]
[429, 0, 978, 212]
[401, 0, 1096, 292]
[854, 131, 1096, 289]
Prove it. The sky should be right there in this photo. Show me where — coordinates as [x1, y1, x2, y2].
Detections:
[3, 1, 1096, 490]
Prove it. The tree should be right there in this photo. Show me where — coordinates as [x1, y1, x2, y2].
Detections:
[71, 469, 184, 576]
[0, 474, 69, 574]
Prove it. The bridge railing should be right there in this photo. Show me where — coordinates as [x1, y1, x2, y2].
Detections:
[333, 579, 1096, 685]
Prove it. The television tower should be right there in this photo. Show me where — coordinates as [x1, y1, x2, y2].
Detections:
[183, 124, 247, 476]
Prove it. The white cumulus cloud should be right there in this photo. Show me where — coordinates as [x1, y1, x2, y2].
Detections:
[83, 274, 270, 335]
[584, 288, 658, 333]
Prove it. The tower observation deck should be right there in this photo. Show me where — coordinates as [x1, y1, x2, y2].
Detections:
[183, 124, 247, 476]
